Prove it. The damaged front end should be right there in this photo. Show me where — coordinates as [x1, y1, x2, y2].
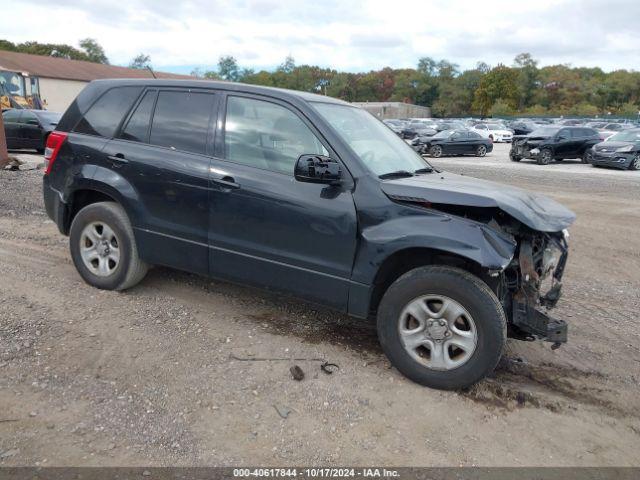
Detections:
[501, 229, 569, 348]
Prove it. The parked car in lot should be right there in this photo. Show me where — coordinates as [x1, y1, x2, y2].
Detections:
[510, 121, 540, 136]
[43, 79, 575, 390]
[510, 126, 601, 165]
[588, 129, 640, 170]
[472, 122, 513, 143]
[401, 122, 437, 140]
[383, 119, 405, 134]
[417, 129, 493, 157]
[2, 108, 61, 153]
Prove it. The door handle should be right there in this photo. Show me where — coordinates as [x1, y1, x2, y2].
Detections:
[107, 153, 128, 165]
[211, 176, 240, 190]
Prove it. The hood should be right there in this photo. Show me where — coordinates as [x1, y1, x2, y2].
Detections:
[380, 172, 576, 232]
[595, 141, 639, 151]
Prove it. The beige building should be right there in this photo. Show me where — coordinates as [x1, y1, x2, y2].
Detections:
[353, 101, 431, 119]
[0, 50, 191, 112]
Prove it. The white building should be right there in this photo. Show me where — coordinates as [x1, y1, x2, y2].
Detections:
[0, 50, 190, 112]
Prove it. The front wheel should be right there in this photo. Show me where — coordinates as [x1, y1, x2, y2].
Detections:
[377, 266, 506, 390]
[475, 145, 487, 157]
[537, 148, 553, 165]
[70, 202, 148, 291]
[629, 155, 640, 171]
[429, 145, 443, 158]
[582, 150, 593, 164]
[509, 152, 521, 162]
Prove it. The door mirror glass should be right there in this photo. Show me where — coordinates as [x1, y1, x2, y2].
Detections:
[294, 155, 341, 184]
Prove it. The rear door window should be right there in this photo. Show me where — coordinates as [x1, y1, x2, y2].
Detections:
[74, 86, 142, 138]
[149, 90, 216, 155]
[120, 90, 157, 143]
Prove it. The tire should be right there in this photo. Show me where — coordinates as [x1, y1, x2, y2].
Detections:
[475, 145, 487, 157]
[69, 202, 148, 291]
[430, 145, 443, 158]
[629, 155, 640, 171]
[582, 150, 593, 164]
[509, 152, 521, 162]
[377, 266, 506, 390]
[537, 148, 553, 165]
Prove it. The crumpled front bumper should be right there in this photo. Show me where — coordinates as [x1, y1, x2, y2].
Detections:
[591, 151, 635, 169]
[511, 233, 569, 346]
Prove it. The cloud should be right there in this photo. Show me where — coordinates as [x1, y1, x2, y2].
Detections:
[4, 0, 640, 73]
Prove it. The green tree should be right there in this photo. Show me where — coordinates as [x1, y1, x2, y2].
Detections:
[489, 98, 514, 117]
[417, 57, 438, 77]
[617, 102, 640, 117]
[217, 55, 240, 82]
[129, 53, 151, 69]
[278, 56, 296, 74]
[473, 65, 519, 116]
[79, 38, 109, 64]
[513, 53, 538, 110]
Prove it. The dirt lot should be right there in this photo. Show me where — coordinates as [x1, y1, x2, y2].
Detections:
[1, 144, 639, 467]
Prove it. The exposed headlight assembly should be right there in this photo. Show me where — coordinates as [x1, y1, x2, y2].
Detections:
[616, 145, 634, 153]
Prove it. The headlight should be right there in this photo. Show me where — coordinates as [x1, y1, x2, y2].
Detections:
[616, 145, 634, 153]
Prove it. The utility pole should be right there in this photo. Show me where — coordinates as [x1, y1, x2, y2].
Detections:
[0, 111, 10, 169]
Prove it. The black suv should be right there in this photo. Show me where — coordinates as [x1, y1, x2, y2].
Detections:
[510, 126, 601, 165]
[43, 79, 575, 390]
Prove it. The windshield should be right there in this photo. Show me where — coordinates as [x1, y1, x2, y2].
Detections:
[608, 130, 640, 142]
[529, 126, 561, 137]
[433, 130, 453, 139]
[486, 123, 503, 129]
[312, 103, 431, 177]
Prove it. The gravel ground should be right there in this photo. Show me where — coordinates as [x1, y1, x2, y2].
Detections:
[1, 145, 639, 467]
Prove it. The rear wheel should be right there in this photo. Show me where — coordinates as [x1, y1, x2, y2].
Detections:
[377, 266, 506, 390]
[475, 145, 487, 157]
[509, 151, 521, 162]
[537, 148, 553, 165]
[430, 145, 443, 158]
[582, 150, 593, 164]
[629, 155, 640, 171]
[70, 202, 148, 291]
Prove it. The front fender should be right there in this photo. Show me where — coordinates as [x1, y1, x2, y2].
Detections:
[351, 211, 517, 286]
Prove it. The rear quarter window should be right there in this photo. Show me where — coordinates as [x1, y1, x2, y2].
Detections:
[73, 86, 143, 138]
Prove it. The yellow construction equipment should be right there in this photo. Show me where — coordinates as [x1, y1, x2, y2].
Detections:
[0, 69, 45, 110]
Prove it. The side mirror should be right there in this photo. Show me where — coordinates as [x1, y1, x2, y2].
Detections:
[27, 119, 40, 126]
[295, 154, 341, 185]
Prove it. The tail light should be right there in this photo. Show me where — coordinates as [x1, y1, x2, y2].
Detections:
[44, 131, 68, 175]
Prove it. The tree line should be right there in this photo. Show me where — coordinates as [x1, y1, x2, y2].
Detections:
[2, 39, 639, 118]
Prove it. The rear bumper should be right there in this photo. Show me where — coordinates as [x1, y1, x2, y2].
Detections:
[43, 176, 68, 235]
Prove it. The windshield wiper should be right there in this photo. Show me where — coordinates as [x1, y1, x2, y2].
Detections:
[378, 170, 414, 179]
[414, 167, 434, 174]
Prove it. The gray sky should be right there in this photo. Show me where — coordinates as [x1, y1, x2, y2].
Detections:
[5, 0, 640, 74]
